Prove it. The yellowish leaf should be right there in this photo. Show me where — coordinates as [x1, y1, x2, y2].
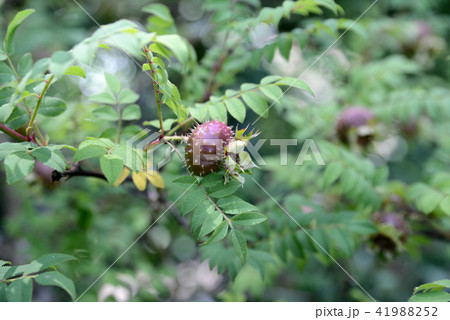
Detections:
[132, 171, 148, 191]
[113, 167, 130, 187]
[146, 171, 165, 188]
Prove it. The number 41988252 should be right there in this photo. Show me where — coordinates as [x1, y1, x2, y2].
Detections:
[375, 307, 438, 317]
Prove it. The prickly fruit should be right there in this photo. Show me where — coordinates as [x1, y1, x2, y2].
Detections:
[185, 120, 234, 176]
[370, 212, 409, 259]
[336, 106, 375, 146]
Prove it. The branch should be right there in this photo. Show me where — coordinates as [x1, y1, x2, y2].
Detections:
[52, 167, 107, 182]
[0, 123, 28, 141]
[201, 48, 234, 103]
[198, 183, 231, 224]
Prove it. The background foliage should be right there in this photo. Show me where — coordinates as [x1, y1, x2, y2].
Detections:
[0, 0, 449, 301]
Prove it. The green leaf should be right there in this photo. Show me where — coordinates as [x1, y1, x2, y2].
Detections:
[292, 28, 309, 48]
[17, 53, 33, 78]
[209, 102, 227, 122]
[191, 202, 214, 234]
[340, 168, 358, 194]
[311, 228, 331, 253]
[39, 97, 67, 117]
[79, 137, 115, 149]
[323, 162, 343, 187]
[4, 9, 35, 55]
[118, 89, 139, 104]
[173, 175, 197, 185]
[0, 49, 6, 61]
[242, 92, 268, 118]
[64, 66, 86, 78]
[34, 253, 77, 270]
[7, 278, 32, 302]
[31, 147, 68, 172]
[0, 267, 11, 280]
[3, 106, 28, 129]
[0, 283, 6, 302]
[122, 104, 141, 120]
[31, 58, 50, 78]
[316, 0, 338, 14]
[4, 151, 35, 184]
[0, 62, 17, 82]
[74, 145, 107, 162]
[260, 75, 282, 85]
[104, 72, 121, 94]
[274, 237, 288, 262]
[156, 34, 189, 69]
[418, 191, 444, 214]
[144, 118, 176, 130]
[199, 211, 223, 238]
[181, 190, 207, 216]
[142, 3, 174, 23]
[93, 106, 119, 121]
[224, 98, 246, 123]
[275, 78, 314, 96]
[89, 91, 117, 105]
[231, 212, 267, 225]
[277, 33, 292, 60]
[35, 271, 76, 301]
[50, 51, 74, 79]
[440, 196, 450, 215]
[0, 103, 15, 122]
[209, 181, 242, 198]
[201, 221, 229, 246]
[0, 87, 14, 105]
[260, 84, 283, 103]
[347, 220, 377, 235]
[433, 279, 450, 288]
[200, 172, 223, 188]
[231, 229, 247, 264]
[142, 63, 150, 71]
[414, 281, 449, 294]
[100, 154, 124, 185]
[0, 260, 11, 267]
[409, 291, 450, 302]
[330, 226, 354, 256]
[5, 253, 77, 279]
[217, 196, 259, 214]
[0, 142, 33, 161]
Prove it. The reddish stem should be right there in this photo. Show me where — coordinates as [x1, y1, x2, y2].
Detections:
[0, 123, 28, 141]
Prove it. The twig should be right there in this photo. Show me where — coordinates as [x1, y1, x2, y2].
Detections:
[200, 48, 234, 102]
[52, 167, 107, 182]
[26, 75, 54, 138]
[143, 47, 164, 137]
[166, 116, 195, 136]
[0, 123, 28, 142]
[198, 183, 231, 224]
